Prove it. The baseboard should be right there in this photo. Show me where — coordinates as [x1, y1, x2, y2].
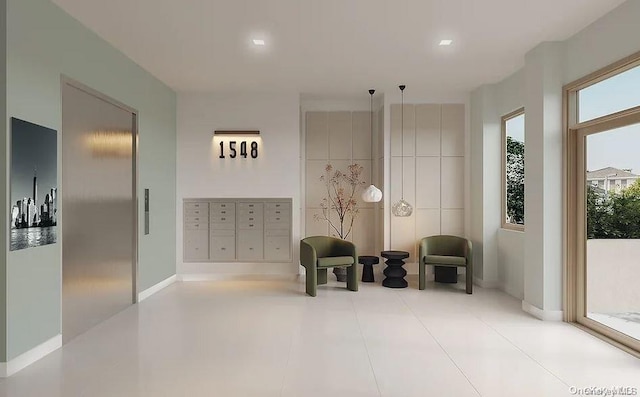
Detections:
[522, 300, 563, 321]
[138, 274, 177, 302]
[178, 273, 299, 282]
[0, 334, 62, 377]
[473, 276, 499, 289]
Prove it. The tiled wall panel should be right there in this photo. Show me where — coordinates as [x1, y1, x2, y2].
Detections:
[305, 111, 377, 256]
[390, 103, 465, 264]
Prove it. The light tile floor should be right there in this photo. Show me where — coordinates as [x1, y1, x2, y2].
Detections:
[1, 276, 639, 397]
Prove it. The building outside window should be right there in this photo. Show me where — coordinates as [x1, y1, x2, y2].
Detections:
[586, 167, 639, 194]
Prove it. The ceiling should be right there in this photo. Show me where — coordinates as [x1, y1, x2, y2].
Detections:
[52, 0, 626, 97]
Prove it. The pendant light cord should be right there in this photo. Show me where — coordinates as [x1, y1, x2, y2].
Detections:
[369, 90, 375, 183]
[400, 85, 405, 201]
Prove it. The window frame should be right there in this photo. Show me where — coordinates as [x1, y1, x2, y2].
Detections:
[564, 50, 640, 356]
[501, 107, 526, 231]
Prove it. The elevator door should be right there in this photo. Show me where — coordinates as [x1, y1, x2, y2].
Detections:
[62, 81, 136, 343]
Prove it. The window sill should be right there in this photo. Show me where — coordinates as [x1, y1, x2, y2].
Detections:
[501, 224, 525, 233]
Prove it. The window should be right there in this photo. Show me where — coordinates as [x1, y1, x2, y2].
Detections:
[566, 51, 640, 353]
[578, 64, 640, 123]
[502, 108, 525, 229]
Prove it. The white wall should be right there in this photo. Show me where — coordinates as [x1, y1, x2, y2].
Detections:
[471, 43, 564, 311]
[469, 88, 484, 281]
[495, 70, 526, 298]
[523, 42, 564, 313]
[469, 85, 499, 286]
[497, 229, 524, 299]
[177, 92, 300, 276]
[565, 0, 640, 84]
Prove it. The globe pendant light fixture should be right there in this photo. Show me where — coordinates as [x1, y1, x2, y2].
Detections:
[392, 84, 413, 217]
[362, 89, 383, 203]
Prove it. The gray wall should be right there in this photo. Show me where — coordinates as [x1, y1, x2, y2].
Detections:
[3, 0, 176, 361]
[0, 0, 7, 362]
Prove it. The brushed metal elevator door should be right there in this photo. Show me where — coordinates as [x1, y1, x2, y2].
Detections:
[62, 81, 136, 343]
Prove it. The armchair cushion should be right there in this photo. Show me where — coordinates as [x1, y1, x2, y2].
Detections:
[317, 256, 355, 268]
[423, 255, 466, 267]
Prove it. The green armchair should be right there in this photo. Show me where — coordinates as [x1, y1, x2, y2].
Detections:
[419, 235, 473, 294]
[300, 236, 358, 297]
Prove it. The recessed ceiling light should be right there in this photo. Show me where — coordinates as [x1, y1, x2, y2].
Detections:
[439, 39, 453, 46]
[252, 39, 265, 46]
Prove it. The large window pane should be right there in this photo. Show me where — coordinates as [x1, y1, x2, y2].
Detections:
[504, 112, 525, 227]
[585, 123, 640, 341]
[579, 64, 640, 123]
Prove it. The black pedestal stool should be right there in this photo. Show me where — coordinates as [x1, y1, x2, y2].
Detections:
[358, 256, 380, 283]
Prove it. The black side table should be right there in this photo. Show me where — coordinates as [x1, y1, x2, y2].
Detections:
[358, 256, 380, 283]
[381, 250, 410, 288]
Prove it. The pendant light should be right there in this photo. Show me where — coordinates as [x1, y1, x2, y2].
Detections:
[362, 89, 383, 203]
[392, 84, 413, 217]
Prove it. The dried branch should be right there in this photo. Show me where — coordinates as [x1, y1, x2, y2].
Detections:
[315, 163, 365, 239]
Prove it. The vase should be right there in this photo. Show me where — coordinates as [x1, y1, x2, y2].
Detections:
[333, 267, 347, 282]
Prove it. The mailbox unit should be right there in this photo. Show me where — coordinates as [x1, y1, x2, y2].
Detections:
[183, 198, 292, 263]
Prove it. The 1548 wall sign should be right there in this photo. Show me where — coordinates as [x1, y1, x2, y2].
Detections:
[218, 140, 259, 159]
[214, 131, 260, 159]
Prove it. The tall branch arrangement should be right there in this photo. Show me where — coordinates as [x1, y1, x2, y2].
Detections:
[315, 163, 366, 239]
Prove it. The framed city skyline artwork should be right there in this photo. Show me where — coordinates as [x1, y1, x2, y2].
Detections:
[10, 118, 58, 251]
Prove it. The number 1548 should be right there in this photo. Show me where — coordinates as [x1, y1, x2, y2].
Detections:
[219, 141, 259, 159]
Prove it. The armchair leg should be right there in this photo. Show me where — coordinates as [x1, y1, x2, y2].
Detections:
[346, 265, 358, 292]
[305, 266, 317, 297]
[465, 266, 473, 294]
[317, 268, 328, 285]
[419, 262, 426, 290]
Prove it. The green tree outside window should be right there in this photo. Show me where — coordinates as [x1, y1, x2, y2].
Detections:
[506, 136, 525, 225]
[587, 179, 640, 239]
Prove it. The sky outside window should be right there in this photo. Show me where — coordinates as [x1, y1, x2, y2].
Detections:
[506, 114, 525, 143]
[580, 65, 640, 174]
